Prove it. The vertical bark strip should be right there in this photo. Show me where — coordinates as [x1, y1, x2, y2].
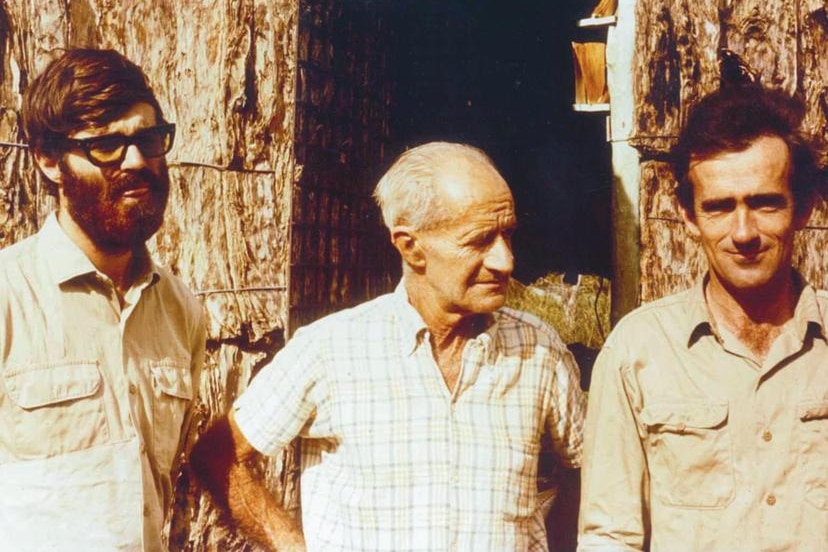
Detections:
[633, 1, 828, 301]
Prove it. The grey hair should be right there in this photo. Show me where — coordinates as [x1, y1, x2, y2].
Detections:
[373, 141, 499, 230]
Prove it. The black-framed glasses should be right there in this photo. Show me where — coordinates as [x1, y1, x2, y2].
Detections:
[62, 123, 176, 168]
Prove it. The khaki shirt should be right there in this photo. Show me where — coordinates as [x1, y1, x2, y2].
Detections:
[0, 214, 206, 551]
[579, 279, 828, 552]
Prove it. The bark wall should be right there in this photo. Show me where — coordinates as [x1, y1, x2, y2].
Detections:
[290, 0, 395, 331]
[631, 0, 828, 301]
[1, 1, 395, 549]
[0, 1, 300, 550]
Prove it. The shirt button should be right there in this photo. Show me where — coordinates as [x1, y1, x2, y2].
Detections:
[762, 430, 773, 442]
[143, 505, 150, 516]
[766, 494, 776, 506]
[129, 383, 137, 395]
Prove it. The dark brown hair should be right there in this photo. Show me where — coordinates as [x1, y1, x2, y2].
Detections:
[671, 85, 820, 216]
[22, 49, 164, 192]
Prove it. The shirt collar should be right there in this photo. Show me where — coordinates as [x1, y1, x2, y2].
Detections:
[391, 280, 498, 356]
[685, 271, 826, 347]
[685, 279, 713, 347]
[392, 281, 428, 354]
[37, 212, 161, 288]
[791, 281, 826, 341]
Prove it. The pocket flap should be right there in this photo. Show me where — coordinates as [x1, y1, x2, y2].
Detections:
[640, 401, 728, 430]
[150, 359, 193, 400]
[798, 400, 828, 422]
[3, 361, 101, 409]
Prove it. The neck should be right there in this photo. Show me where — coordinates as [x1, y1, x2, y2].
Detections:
[404, 276, 488, 344]
[57, 209, 140, 294]
[404, 275, 490, 392]
[706, 272, 798, 327]
[704, 272, 799, 362]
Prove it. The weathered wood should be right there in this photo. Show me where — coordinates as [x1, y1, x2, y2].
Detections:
[290, 0, 395, 331]
[720, 1, 798, 91]
[633, 0, 828, 304]
[0, 2, 301, 550]
[632, 0, 719, 154]
[157, 165, 291, 340]
[799, 1, 828, 163]
[572, 42, 609, 105]
[639, 160, 705, 300]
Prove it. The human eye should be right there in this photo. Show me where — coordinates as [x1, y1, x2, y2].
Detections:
[84, 134, 126, 163]
[747, 194, 788, 212]
[502, 225, 516, 241]
[133, 126, 168, 156]
[699, 198, 735, 215]
[463, 231, 494, 249]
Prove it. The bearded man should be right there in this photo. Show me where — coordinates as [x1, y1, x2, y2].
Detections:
[0, 48, 206, 551]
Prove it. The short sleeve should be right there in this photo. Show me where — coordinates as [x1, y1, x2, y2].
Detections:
[233, 325, 328, 457]
[545, 347, 587, 468]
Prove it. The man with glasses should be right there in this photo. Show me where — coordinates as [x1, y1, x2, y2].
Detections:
[0, 48, 206, 551]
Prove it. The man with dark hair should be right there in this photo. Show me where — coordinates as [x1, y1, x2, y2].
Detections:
[578, 84, 827, 551]
[190, 141, 586, 551]
[0, 48, 206, 551]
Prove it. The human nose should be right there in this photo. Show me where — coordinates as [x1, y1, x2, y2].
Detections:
[120, 143, 149, 170]
[731, 207, 759, 245]
[486, 235, 514, 275]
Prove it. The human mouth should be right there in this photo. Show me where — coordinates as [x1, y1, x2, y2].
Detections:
[479, 280, 507, 289]
[729, 249, 766, 264]
[120, 187, 151, 199]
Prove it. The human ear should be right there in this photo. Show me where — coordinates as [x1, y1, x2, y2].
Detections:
[679, 201, 701, 239]
[33, 151, 64, 185]
[390, 226, 426, 270]
[793, 192, 816, 231]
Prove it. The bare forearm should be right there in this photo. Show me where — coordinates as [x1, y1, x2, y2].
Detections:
[190, 415, 307, 552]
[225, 461, 306, 552]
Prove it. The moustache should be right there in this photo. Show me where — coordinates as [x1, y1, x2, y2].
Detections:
[107, 168, 168, 198]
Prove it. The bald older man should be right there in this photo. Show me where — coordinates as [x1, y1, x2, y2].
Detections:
[191, 142, 586, 552]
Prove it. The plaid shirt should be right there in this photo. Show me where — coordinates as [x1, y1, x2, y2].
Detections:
[234, 283, 585, 551]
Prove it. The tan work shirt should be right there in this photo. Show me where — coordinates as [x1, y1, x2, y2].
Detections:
[579, 279, 828, 551]
[0, 214, 206, 551]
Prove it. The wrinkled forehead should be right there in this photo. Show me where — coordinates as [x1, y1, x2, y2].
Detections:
[435, 158, 514, 208]
[436, 182, 517, 231]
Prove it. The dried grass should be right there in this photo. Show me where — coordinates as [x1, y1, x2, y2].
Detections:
[506, 273, 611, 349]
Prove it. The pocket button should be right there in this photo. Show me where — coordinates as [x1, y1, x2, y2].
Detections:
[766, 494, 776, 506]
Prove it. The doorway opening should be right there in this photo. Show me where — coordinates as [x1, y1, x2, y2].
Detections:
[382, 0, 613, 284]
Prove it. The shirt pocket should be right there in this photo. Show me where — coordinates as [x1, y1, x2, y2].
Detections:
[797, 400, 828, 510]
[1, 360, 109, 459]
[149, 358, 193, 472]
[640, 401, 735, 509]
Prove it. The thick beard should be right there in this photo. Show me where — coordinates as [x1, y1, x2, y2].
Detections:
[60, 162, 170, 254]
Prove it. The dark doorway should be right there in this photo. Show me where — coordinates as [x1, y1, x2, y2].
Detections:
[376, 0, 613, 284]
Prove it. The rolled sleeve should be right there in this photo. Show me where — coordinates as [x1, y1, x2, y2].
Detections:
[547, 349, 587, 468]
[233, 327, 327, 457]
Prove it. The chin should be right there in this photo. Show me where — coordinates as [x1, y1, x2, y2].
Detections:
[471, 294, 506, 314]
